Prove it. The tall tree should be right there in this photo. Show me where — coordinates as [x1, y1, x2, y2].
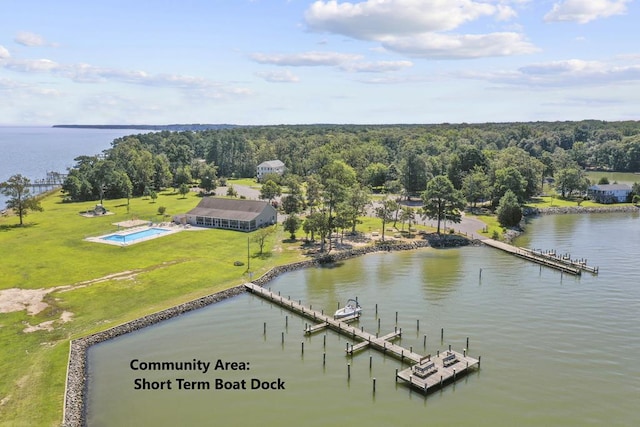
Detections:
[555, 167, 588, 198]
[462, 166, 491, 207]
[496, 190, 522, 227]
[375, 197, 398, 242]
[0, 174, 43, 225]
[399, 148, 428, 199]
[420, 175, 465, 234]
[260, 180, 282, 203]
[199, 163, 218, 194]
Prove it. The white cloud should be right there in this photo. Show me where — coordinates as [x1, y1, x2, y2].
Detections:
[305, 0, 503, 38]
[544, 0, 630, 24]
[250, 51, 363, 66]
[381, 32, 538, 58]
[340, 60, 413, 72]
[304, 0, 536, 59]
[0, 54, 252, 100]
[255, 70, 300, 83]
[14, 31, 48, 47]
[0, 45, 10, 59]
[468, 58, 640, 87]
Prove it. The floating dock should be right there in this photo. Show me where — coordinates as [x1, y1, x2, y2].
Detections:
[244, 282, 479, 393]
[482, 239, 594, 275]
[396, 349, 479, 393]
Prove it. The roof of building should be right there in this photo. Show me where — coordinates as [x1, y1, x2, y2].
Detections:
[187, 197, 275, 221]
[257, 160, 285, 168]
[588, 184, 632, 191]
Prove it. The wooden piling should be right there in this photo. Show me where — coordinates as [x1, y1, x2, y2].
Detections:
[263, 322, 266, 334]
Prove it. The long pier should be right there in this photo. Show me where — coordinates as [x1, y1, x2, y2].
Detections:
[244, 282, 479, 393]
[482, 239, 598, 275]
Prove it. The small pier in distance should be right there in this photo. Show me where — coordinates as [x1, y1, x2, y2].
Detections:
[244, 282, 480, 394]
[482, 239, 598, 276]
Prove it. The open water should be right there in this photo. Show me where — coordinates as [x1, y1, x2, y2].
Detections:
[87, 212, 640, 426]
[0, 127, 144, 206]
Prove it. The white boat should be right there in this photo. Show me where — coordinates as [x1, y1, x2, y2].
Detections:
[334, 299, 362, 319]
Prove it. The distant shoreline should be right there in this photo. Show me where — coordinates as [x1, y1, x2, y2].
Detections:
[52, 124, 238, 131]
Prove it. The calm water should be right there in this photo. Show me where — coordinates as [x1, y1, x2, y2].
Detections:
[87, 213, 640, 426]
[0, 127, 145, 206]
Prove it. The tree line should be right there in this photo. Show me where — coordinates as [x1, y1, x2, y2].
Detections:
[5, 120, 639, 229]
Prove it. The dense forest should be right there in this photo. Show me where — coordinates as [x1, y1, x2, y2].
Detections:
[60, 120, 640, 233]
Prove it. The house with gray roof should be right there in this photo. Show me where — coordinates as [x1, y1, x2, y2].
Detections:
[175, 197, 277, 231]
[257, 160, 285, 181]
[587, 184, 632, 203]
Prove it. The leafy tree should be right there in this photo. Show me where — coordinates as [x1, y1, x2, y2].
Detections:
[598, 176, 610, 185]
[305, 175, 322, 213]
[260, 180, 281, 202]
[252, 225, 276, 255]
[90, 160, 117, 205]
[0, 174, 43, 225]
[555, 168, 588, 198]
[497, 190, 522, 227]
[283, 214, 302, 240]
[174, 166, 193, 187]
[178, 183, 190, 198]
[363, 162, 388, 189]
[462, 166, 490, 207]
[375, 197, 398, 242]
[319, 160, 357, 251]
[491, 146, 544, 200]
[150, 190, 158, 203]
[399, 148, 428, 199]
[398, 206, 415, 231]
[303, 211, 330, 250]
[199, 163, 218, 194]
[492, 167, 527, 204]
[340, 185, 370, 233]
[420, 175, 465, 234]
[226, 184, 237, 197]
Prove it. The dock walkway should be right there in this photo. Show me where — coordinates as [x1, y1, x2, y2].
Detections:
[244, 283, 479, 393]
[483, 239, 584, 275]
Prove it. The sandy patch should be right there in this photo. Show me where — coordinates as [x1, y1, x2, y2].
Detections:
[60, 311, 74, 322]
[112, 219, 149, 228]
[23, 320, 55, 333]
[0, 288, 60, 315]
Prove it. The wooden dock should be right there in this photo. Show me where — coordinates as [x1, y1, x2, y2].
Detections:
[482, 239, 583, 275]
[396, 349, 480, 393]
[244, 282, 480, 393]
[521, 248, 598, 274]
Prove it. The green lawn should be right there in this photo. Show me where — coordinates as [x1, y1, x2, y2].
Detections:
[0, 190, 305, 426]
[525, 195, 635, 209]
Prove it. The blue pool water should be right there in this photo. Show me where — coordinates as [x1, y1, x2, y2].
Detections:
[102, 227, 169, 243]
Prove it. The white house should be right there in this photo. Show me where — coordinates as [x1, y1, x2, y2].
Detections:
[175, 197, 277, 232]
[256, 160, 285, 181]
[587, 184, 632, 203]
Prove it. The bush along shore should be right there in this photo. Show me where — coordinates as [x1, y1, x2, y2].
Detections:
[63, 233, 472, 426]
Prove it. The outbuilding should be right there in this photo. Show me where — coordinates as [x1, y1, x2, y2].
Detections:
[176, 197, 277, 231]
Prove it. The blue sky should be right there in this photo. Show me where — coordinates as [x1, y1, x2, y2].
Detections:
[1, 0, 639, 125]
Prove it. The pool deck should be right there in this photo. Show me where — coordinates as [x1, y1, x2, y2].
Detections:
[84, 224, 182, 246]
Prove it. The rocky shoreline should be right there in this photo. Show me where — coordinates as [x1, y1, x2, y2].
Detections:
[62, 234, 473, 426]
[525, 205, 639, 216]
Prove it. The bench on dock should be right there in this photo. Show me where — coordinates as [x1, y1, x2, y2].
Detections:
[412, 361, 437, 378]
[443, 352, 458, 367]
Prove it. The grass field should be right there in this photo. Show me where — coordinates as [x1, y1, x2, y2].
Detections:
[0, 188, 478, 426]
[0, 190, 305, 426]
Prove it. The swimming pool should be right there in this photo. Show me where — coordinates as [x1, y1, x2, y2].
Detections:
[101, 227, 171, 243]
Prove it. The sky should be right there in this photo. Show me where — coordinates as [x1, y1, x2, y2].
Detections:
[1, 0, 639, 125]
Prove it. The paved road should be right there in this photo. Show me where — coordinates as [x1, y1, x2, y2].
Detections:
[214, 185, 488, 240]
